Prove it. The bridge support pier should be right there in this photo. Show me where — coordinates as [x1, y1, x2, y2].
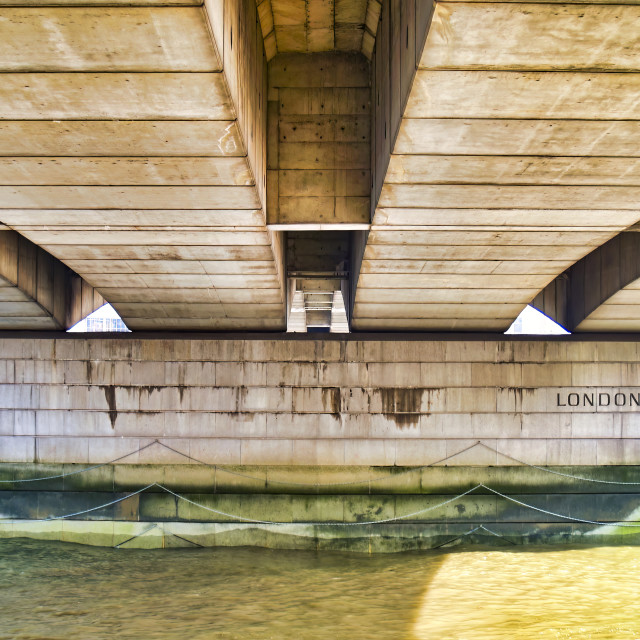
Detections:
[1, 335, 640, 549]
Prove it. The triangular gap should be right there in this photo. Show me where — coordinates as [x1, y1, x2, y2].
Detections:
[67, 303, 130, 333]
[505, 305, 570, 335]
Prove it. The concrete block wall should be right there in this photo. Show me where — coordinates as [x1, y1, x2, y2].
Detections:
[1, 336, 640, 469]
[266, 53, 371, 225]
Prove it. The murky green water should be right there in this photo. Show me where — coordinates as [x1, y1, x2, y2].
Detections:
[1, 539, 640, 639]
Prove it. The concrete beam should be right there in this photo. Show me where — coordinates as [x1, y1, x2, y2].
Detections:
[353, 0, 640, 332]
[0, 230, 103, 330]
[531, 231, 640, 332]
[255, 0, 381, 61]
[369, 0, 434, 214]
[0, 1, 287, 331]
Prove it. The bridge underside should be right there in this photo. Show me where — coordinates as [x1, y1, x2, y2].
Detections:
[1, 0, 640, 332]
[0, 228, 103, 330]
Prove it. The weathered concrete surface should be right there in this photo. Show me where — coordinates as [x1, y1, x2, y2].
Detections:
[267, 52, 371, 226]
[2, 463, 640, 550]
[1, 335, 640, 549]
[0, 1, 285, 331]
[0, 230, 103, 330]
[1, 336, 640, 467]
[353, 0, 640, 331]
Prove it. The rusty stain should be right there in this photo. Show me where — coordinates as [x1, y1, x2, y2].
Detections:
[500, 386, 536, 411]
[379, 388, 425, 428]
[100, 385, 117, 429]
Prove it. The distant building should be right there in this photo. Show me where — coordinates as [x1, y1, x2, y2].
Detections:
[67, 304, 130, 333]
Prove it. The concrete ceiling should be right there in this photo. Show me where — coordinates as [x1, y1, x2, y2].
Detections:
[256, 0, 381, 60]
[0, 1, 286, 331]
[2, 0, 640, 333]
[0, 229, 103, 330]
[531, 232, 640, 332]
[351, 0, 640, 331]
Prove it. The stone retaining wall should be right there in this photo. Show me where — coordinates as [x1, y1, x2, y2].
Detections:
[1, 335, 640, 550]
[2, 336, 640, 467]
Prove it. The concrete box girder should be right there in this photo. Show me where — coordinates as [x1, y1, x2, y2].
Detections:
[0, 0, 286, 331]
[352, 0, 640, 332]
[2, 0, 640, 332]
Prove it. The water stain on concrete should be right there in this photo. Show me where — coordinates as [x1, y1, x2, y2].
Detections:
[322, 387, 341, 417]
[378, 388, 424, 428]
[100, 385, 117, 428]
[140, 386, 163, 395]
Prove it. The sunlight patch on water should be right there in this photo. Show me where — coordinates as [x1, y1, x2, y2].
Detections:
[412, 546, 640, 639]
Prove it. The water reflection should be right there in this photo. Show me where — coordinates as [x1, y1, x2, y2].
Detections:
[1, 539, 639, 639]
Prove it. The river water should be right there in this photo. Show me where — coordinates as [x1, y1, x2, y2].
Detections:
[1, 539, 639, 639]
